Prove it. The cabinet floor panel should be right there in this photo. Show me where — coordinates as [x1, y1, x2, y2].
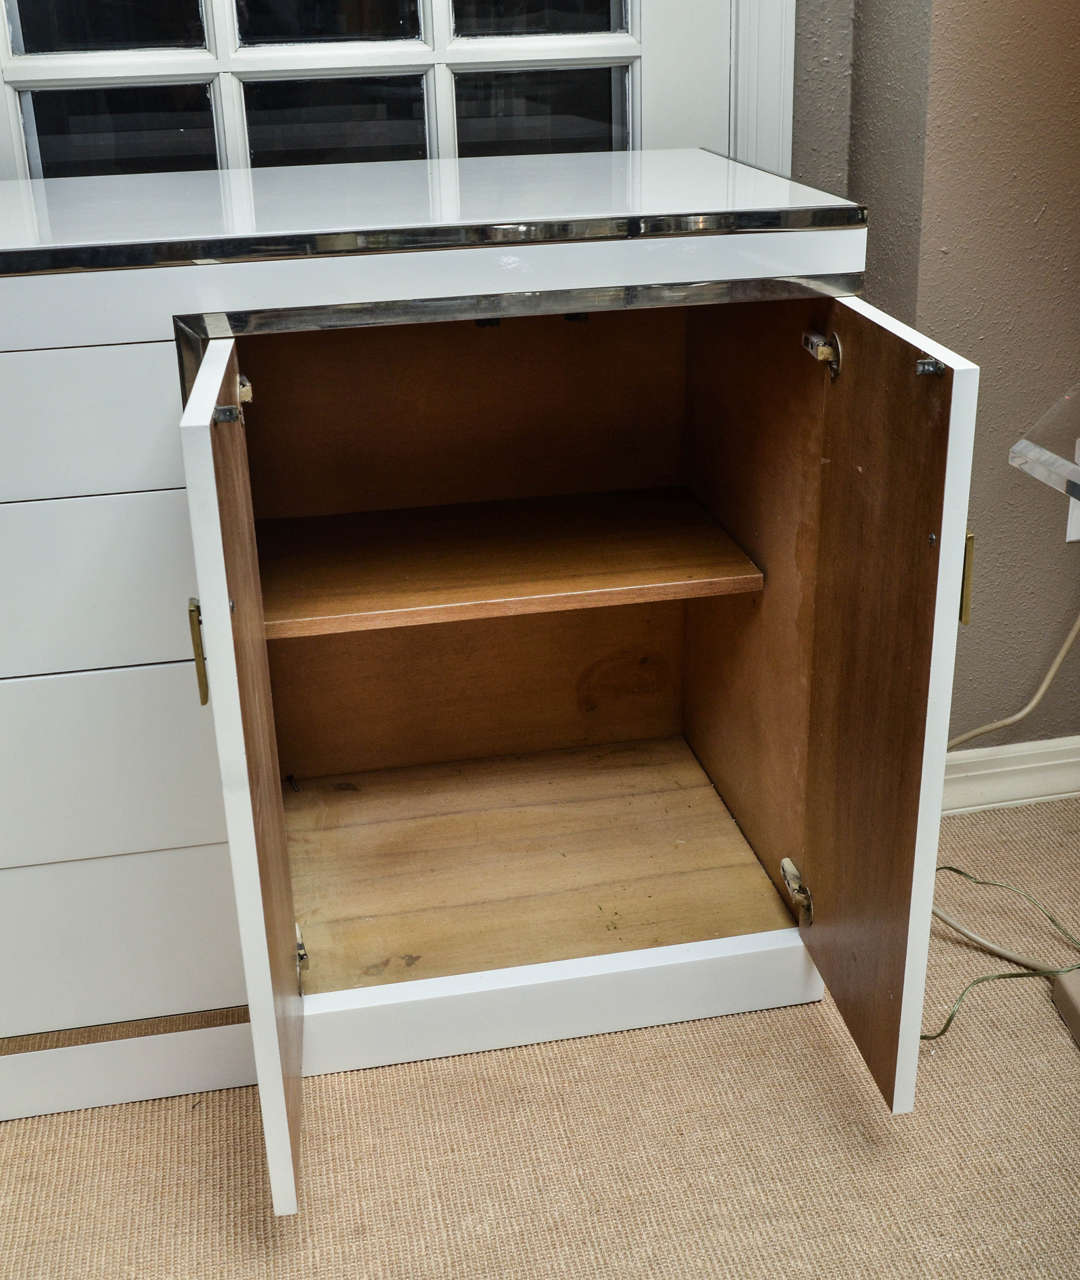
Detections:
[285, 736, 792, 995]
[257, 489, 762, 639]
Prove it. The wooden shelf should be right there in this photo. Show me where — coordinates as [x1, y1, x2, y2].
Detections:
[284, 737, 793, 995]
[257, 489, 762, 639]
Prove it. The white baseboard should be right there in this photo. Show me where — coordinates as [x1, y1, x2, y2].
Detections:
[301, 928, 821, 1078]
[0, 1023, 256, 1122]
[943, 735, 1080, 814]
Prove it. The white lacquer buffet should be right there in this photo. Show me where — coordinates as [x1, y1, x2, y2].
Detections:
[0, 148, 977, 1216]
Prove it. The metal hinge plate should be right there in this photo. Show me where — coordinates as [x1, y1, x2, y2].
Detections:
[212, 404, 240, 423]
[959, 530, 974, 625]
[802, 331, 842, 380]
[296, 923, 309, 995]
[187, 597, 209, 706]
[780, 857, 814, 925]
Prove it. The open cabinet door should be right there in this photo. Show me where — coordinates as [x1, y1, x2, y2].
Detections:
[802, 297, 978, 1112]
[181, 339, 303, 1214]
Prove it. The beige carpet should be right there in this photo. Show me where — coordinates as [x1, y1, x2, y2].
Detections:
[4, 799, 1080, 1279]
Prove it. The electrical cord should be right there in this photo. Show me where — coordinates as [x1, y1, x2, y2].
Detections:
[931, 906, 1045, 971]
[948, 606, 1080, 749]
[922, 865, 1080, 1040]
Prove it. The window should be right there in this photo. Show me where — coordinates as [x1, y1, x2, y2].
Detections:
[0, 1, 796, 181]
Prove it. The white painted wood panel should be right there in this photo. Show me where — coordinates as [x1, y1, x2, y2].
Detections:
[834, 297, 979, 1115]
[303, 929, 821, 1076]
[640, 1, 731, 154]
[0, 662, 226, 868]
[0, 489, 196, 677]
[0, 1024, 256, 1122]
[0, 844, 245, 1037]
[0, 342, 183, 502]
[0, 228, 866, 351]
[944, 735, 1080, 814]
[730, 0, 796, 176]
[182, 338, 300, 1218]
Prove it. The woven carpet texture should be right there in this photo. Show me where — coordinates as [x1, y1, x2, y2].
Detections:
[3, 799, 1079, 1278]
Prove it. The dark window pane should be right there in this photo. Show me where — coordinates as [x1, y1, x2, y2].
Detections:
[454, 1, 624, 36]
[238, 0, 419, 43]
[245, 77, 426, 167]
[455, 67, 627, 159]
[12, 0, 204, 53]
[28, 85, 217, 180]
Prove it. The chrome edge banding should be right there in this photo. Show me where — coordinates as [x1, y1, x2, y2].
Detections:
[175, 272, 864, 403]
[2, 205, 867, 278]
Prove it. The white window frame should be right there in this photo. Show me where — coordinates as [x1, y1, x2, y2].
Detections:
[0, 0, 794, 181]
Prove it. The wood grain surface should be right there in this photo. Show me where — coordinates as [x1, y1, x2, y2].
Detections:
[284, 737, 792, 994]
[209, 362, 304, 1177]
[238, 310, 687, 520]
[683, 298, 829, 897]
[800, 300, 952, 1108]
[257, 489, 762, 638]
[268, 603, 684, 777]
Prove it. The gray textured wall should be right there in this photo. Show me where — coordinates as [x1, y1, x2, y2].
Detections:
[916, 1, 1080, 745]
[792, 0, 854, 195]
[793, 0, 1080, 746]
[846, 0, 933, 323]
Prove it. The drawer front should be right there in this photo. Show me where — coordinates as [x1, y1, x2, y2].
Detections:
[0, 490, 196, 677]
[0, 844, 245, 1037]
[0, 663, 226, 868]
[0, 231, 868, 350]
[0, 342, 182, 502]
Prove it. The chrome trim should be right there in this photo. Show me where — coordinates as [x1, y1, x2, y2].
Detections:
[2, 206, 866, 279]
[175, 272, 863, 403]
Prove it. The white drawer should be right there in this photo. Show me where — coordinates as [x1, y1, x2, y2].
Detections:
[0, 844, 245, 1037]
[0, 662, 226, 868]
[0, 490, 196, 677]
[0, 342, 183, 502]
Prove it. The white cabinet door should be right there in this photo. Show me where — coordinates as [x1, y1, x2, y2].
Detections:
[801, 297, 978, 1113]
[181, 338, 302, 1217]
[0, 662, 226, 868]
[0, 490, 196, 677]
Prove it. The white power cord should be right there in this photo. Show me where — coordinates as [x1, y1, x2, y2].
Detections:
[948, 605, 1080, 748]
[923, 865, 1080, 1040]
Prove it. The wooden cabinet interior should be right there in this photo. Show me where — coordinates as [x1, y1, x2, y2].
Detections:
[234, 299, 829, 988]
[223, 295, 950, 1110]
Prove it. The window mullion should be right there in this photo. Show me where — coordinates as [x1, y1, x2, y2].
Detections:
[429, 0, 454, 55]
[212, 70, 249, 168]
[0, 82, 29, 178]
[2, 49, 220, 88]
[230, 41, 434, 78]
[430, 61, 457, 160]
[203, 0, 238, 67]
[443, 33, 640, 68]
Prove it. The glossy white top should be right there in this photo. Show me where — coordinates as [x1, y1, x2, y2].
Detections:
[0, 149, 859, 270]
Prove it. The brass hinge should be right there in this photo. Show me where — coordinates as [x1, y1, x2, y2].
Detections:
[780, 858, 814, 925]
[238, 375, 253, 403]
[187, 598, 209, 706]
[802, 331, 842, 380]
[959, 530, 974, 625]
[296, 924, 309, 996]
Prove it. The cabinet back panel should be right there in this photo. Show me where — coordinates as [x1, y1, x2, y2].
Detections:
[238, 310, 688, 520]
[268, 602, 684, 777]
[683, 298, 830, 894]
